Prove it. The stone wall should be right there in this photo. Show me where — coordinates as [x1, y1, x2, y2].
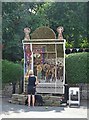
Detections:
[2, 83, 20, 97]
[80, 84, 89, 100]
[9, 94, 61, 106]
[69, 83, 89, 100]
[2, 83, 89, 100]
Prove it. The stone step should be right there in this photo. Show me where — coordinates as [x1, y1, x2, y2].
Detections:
[9, 94, 62, 106]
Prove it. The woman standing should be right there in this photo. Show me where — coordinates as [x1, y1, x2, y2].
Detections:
[25, 70, 38, 107]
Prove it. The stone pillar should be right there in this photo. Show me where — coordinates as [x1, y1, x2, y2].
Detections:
[57, 26, 64, 40]
[23, 27, 31, 93]
[24, 27, 31, 40]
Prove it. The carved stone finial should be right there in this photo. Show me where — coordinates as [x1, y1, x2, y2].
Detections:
[24, 27, 31, 40]
[57, 26, 64, 40]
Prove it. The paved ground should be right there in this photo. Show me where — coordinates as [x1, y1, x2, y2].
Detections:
[0, 97, 88, 119]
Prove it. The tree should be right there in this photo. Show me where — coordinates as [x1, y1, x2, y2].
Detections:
[2, 2, 47, 62]
[45, 2, 87, 47]
[2, 2, 88, 62]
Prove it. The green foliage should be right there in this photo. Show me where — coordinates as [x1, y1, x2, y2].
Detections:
[80, 39, 89, 48]
[2, 2, 46, 62]
[65, 52, 88, 84]
[65, 41, 73, 48]
[2, 53, 88, 85]
[45, 2, 87, 47]
[2, 2, 88, 62]
[2, 60, 23, 83]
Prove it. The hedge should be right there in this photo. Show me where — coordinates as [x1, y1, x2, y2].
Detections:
[2, 60, 23, 83]
[65, 52, 88, 84]
[2, 52, 88, 84]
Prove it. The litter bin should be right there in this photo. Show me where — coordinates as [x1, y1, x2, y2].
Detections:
[69, 87, 80, 107]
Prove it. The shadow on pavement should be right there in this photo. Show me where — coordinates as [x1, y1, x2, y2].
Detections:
[1, 97, 88, 116]
[1, 97, 65, 115]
